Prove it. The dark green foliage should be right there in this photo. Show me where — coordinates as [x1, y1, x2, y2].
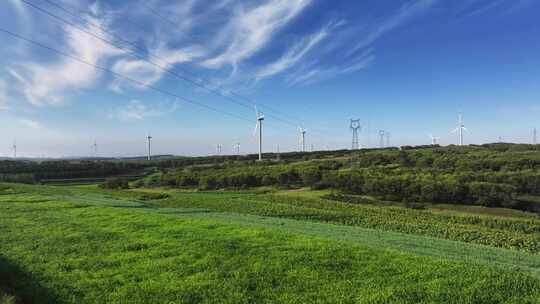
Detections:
[470, 182, 517, 208]
[0, 160, 147, 182]
[99, 177, 129, 190]
[138, 193, 170, 201]
[144, 144, 540, 210]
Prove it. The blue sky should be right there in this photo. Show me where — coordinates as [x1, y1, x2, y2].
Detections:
[0, 0, 539, 157]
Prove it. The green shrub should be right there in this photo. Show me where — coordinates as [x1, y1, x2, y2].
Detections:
[138, 193, 170, 201]
[469, 182, 517, 207]
[100, 177, 129, 190]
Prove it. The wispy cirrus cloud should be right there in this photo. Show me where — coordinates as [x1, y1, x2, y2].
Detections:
[281, 0, 435, 86]
[255, 21, 336, 80]
[9, 14, 124, 106]
[287, 49, 374, 86]
[110, 43, 205, 92]
[112, 99, 181, 121]
[461, 0, 534, 17]
[18, 118, 42, 129]
[347, 0, 436, 57]
[203, 0, 311, 72]
[0, 79, 9, 110]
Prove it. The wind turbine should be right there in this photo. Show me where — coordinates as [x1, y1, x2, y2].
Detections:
[253, 107, 264, 161]
[429, 134, 440, 145]
[216, 144, 222, 155]
[10, 140, 17, 158]
[92, 140, 98, 157]
[298, 127, 307, 152]
[378, 130, 385, 148]
[146, 134, 152, 161]
[451, 113, 467, 146]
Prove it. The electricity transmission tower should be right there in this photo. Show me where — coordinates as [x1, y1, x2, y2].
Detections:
[350, 119, 361, 150]
[534, 128, 537, 145]
[216, 144, 222, 155]
[386, 132, 391, 147]
[234, 143, 240, 155]
[379, 130, 386, 148]
[430, 134, 440, 145]
[146, 134, 152, 161]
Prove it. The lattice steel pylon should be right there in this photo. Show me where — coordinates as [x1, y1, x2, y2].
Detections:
[350, 119, 361, 150]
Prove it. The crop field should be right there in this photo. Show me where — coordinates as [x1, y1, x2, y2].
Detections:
[1, 183, 540, 303]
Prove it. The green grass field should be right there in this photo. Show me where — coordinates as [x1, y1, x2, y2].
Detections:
[1, 183, 540, 303]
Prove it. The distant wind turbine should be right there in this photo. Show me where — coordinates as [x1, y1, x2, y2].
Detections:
[298, 127, 307, 152]
[146, 134, 152, 161]
[253, 107, 264, 161]
[92, 140, 98, 157]
[10, 140, 17, 158]
[378, 130, 385, 148]
[451, 113, 467, 146]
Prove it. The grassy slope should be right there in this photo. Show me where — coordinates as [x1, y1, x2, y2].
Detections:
[120, 188, 540, 253]
[1, 184, 540, 303]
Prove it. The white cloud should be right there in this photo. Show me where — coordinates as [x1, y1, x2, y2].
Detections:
[280, 0, 434, 86]
[203, 0, 311, 71]
[255, 23, 331, 80]
[7, 0, 29, 20]
[10, 15, 124, 106]
[348, 0, 436, 56]
[110, 44, 204, 92]
[18, 119, 42, 129]
[287, 50, 374, 86]
[113, 99, 181, 121]
[0, 80, 8, 110]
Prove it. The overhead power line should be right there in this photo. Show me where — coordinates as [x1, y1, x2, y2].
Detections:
[27, 0, 304, 128]
[0, 27, 252, 123]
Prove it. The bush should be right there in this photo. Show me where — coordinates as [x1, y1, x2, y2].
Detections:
[132, 179, 145, 188]
[469, 182, 517, 207]
[261, 175, 276, 186]
[138, 193, 170, 201]
[100, 177, 129, 190]
[199, 176, 218, 190]
[300, 168, 322, 188]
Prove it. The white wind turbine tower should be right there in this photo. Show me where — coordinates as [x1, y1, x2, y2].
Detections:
[146, 134, 152, 161]
[298, 127, 307, 152]
[253, 107, 265, 161]
[216, 144, 222, 155]
[451, 113, 467, 146]
[92, 140, 98, 157]
[11, 140, 17, 158]
[429, 134, 441, 145]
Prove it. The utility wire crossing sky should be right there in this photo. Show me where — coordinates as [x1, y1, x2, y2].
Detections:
[0, 0, 539, 157]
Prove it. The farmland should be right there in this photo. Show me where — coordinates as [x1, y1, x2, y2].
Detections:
[2, 145, 540, 302]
